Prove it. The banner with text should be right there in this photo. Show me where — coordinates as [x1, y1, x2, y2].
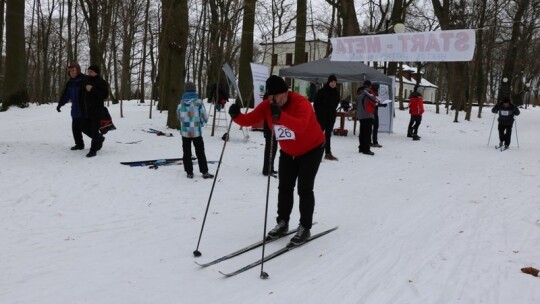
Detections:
[250, 63, 270, 107]
[330, 29, 475, 62]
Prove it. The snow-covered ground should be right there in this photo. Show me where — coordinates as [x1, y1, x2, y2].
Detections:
[1, 101, 539, 304]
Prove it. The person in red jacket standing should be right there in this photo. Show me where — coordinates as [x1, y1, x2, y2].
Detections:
[407, 91, 424, 141]
[228, 75, 325, 246]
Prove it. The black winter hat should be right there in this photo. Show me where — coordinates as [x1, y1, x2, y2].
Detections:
[87, 64, 100, 75]
[265, 75, 288, 95]
[327, 74, 337, 83]
[185, 81, 196, 92]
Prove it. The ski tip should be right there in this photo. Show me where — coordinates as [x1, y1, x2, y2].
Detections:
[194, 261, 207, 267]
[218, 271, 232, 277]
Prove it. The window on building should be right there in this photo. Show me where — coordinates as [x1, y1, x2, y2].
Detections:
[271, 54, 278, 66]
[286, 53, 293, 65]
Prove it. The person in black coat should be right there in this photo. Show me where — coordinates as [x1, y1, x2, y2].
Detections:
[314, 74, 340, 160]
[81, 64, 109, 157]
[370, 83, 387, 148]
[491, 96, 520, 149]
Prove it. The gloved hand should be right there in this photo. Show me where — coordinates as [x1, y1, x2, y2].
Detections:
[228, 103, 240, 118]
[56, 105, 61, 112]
[270, 103, 281, 121]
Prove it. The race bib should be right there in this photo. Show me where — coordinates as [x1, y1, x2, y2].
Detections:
[273, 125, 296, 141]
[500, 110, 510, 116]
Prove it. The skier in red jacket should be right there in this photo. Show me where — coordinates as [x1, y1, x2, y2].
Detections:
[407, 91, 424, 141]
[228, 75, 325, 246]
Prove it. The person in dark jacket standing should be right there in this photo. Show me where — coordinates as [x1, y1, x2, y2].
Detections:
[407, 91, 424, 141]
[314, 74, 340, 160]
[57, 62, 86, 150]
[81, 65, 108, 157]
[491, 96, 520, 149]
[370, 83, 387, 148]
[356, 80, 378, 155]
[228, 75, 325, 247]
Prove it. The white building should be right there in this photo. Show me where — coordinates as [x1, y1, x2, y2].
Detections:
[396, 64, 438, 103]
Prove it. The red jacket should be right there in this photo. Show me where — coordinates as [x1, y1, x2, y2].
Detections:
[233, 91, 325, 157]
[409, 96, 424, 116]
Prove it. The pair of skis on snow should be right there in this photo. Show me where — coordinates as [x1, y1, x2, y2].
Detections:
[195, 225, 338, 277]
[120, 157, 218, 169]
[146, 128, 174, 137]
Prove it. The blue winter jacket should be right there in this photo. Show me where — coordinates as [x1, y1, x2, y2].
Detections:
[58, 74, 86, 119]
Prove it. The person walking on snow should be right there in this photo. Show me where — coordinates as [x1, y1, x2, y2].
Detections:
[81, 65, 108, 157]
[177, 81, 214, 179]
[228, 75, 325, 246]
[57, 62, 86, 151]
[314, 74, 340, 160]
[407, 91, 424, 141]
[356, 80, 379, 155]
[370, 83, 387, 148]
[491, 96, 520, 149]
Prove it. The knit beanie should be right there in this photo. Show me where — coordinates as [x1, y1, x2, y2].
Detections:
[185, 81, 196, 92]
[265, 75, 288, 95]
[327, 74, 337, 83]
[87, 64, 100, 75]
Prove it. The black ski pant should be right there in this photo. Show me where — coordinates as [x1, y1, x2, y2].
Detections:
[182, 136, 209, 174]
[358, 118, 373, 153]
[498, 124, 513, 146]
[408, 115, 422, 136]
[276, 143, 324, 230]
[372, 113, 379, 145]
[82, 116, 103, 152]
[72, 118, 84, 147]
[317, 117, 336, 154]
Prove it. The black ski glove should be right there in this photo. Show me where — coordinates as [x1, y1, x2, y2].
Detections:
[56, 105, 61, 112]
[228, 103, 240, 118]
[270, 103, 281, 121]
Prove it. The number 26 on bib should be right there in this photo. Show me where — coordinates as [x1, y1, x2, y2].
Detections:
[273, 125, 296, 141]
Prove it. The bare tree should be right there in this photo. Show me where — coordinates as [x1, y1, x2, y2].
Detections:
[1, 0, 29, 110]
[238, 0, 256, 108]
[117, 0, 146, 101]
[79, 0, 116, 69]
[0, 0, 5, 84]
[158, 0, 189, 128]
[294, 0, 307, 65]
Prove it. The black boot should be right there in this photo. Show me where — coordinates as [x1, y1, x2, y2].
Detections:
[71, 145, 84, 150]
[289, 225, 311, 246]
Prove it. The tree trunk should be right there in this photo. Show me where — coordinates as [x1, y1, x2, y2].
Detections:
[294, 0, 307, 65]
[2, 0, 29, 110]
[0, 0, 5, 80]
[79, 0, 115, 69]
[139, 0, 151, 103]
[158, 0, 189, 129]
[237, 0, 255, 108]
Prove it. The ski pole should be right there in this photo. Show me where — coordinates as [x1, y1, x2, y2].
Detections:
[487, 113, 496, 146]
[514, 119, 519, 149]
[193, 62, 247, 257]
[193, 118, 235, 257]
[259, 131, 275, 280]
